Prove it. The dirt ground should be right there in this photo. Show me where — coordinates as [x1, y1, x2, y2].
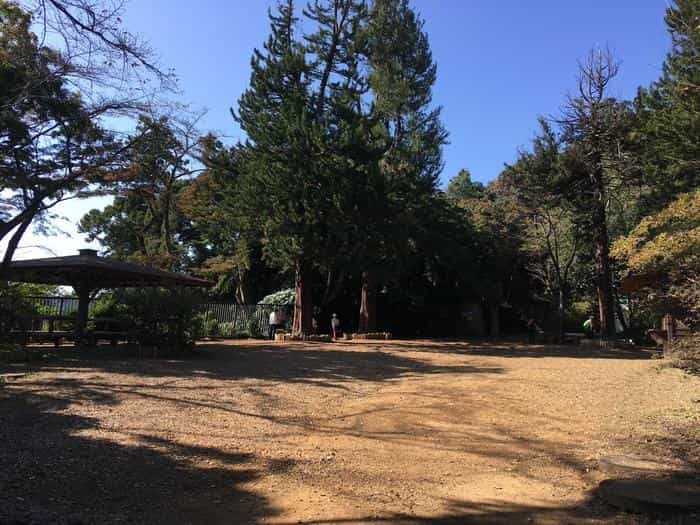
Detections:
[1, 339, 699, 524]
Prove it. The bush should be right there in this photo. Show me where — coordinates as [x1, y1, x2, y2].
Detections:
[218, 321, 235, 337]
[90, 292, 122, 319]
[112, 288, 204, 354]
[247, 316, 264, 338]
[203, 318, 220, 337]
[666, 334, 700, 375]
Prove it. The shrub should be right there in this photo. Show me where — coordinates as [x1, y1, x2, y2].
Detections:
[666, 334, 700, 375]
[247, 316, 265, 338]
[203, 318, 220, 337]
[90, 292, 122, 319]
[112, 288, 204, 354]
[218, 321, 235, 337]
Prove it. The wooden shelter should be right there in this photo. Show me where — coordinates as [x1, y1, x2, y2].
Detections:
[1, 249, 212, 340]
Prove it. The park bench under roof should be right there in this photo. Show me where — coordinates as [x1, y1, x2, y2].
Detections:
[1, 249, 212, 342]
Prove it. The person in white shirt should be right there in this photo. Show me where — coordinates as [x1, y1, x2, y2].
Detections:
[268, 310, 278, 340]
[331, 313, 341, 340]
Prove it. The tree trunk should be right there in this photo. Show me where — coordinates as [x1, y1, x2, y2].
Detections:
[292, 260, 313, 336]
[2, 216, 32, 267]
[592, 173, 616, 339]
[558, 287, 565, 343]
[358, 270, 376, 333]
[0, 204, 41, 266]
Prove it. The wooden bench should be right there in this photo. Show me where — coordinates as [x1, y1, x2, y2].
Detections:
[20, 315, 76, 348]
[563, 332, 586, 345]
[87, 318, 142, 347]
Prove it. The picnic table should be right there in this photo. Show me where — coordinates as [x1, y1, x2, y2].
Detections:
[21, 315, 76, 348]
[87, 317, 142, 347]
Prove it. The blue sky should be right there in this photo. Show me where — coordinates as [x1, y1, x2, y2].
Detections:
[7, 0, 670, 259]
[122, 0, 668, 184]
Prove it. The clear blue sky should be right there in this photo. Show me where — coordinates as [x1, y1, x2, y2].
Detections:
[124, 0, 669, 186]
[6, 0, 671, 259]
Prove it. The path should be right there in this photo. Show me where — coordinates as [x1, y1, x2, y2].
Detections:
[1, 339, 698, 523]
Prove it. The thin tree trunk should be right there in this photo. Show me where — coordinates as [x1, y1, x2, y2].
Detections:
[292, 260, 313, 336]
[592, 173, 615, 339]
[1, 216, 33, 267]
[358, 270, 376, 333]
[0, 203, 41, 260]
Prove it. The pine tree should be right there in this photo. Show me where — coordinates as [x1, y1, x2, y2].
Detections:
[358, 0, 448, 332]
[236, 0, 320, 334]
[635, 0, 699, 210]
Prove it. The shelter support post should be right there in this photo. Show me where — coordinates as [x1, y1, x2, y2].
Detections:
[74, 284, 92, 344]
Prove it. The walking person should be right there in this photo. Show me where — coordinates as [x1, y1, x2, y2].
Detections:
[331, 313, 341, 340]
[268, 309, 278, 340]
[583, 315, 596, 335]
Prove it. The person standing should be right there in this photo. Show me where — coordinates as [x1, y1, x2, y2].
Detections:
[526, 318, 538, 344]
[277, 308, 287, 331]
[583, 315, 596, 335]
[268, 309, 278, 340]
[331, 314, 341, 340]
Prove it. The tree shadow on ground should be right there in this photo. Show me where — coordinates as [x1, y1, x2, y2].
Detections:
[381, 339, 660, 360]
[279, 489, 700, 524]
[5, 342, 504, 388]
[0, 385, 277, 524]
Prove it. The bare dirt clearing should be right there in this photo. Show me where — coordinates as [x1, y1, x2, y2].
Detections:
[1, 339, 698, 524]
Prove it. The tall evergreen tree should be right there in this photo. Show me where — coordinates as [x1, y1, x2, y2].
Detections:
[358, 0, 448, 332]
[635, 0, 699, 209]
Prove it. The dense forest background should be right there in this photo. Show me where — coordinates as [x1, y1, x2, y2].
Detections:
[1, 0, 698, 340]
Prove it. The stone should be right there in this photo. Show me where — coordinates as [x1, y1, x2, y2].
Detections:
[598, 478, 700, 515]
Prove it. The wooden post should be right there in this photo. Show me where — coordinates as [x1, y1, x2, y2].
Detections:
[74, 284, 91, 345]
[663, 313, 676, 357]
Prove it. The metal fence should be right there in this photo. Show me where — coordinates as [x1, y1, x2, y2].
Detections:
[18, 296, 292, 338]
[197, 303, 293, 337]
[24, 296, 81, 316]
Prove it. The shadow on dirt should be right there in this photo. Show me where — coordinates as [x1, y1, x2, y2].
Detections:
[0, 385, 277, 524]
[382, 339, 660, 360]
[4, 342, 505, 388]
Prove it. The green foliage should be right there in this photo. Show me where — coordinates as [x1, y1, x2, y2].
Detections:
[666, 334, 700, 375]
[1, 282, 60, 298]
[0, 1, 125, 264]
[78, 116, 199, 271]
[634, 0, 699, 210]
[111, 288, 204, 352]
[446, 169, 485, 200]
[89, 293, 122, 319]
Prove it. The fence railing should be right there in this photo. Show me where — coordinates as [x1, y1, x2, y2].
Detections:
[197, 303, 292, 337]
[23, 296, 81, 316]
[15, 296, 292, 338]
